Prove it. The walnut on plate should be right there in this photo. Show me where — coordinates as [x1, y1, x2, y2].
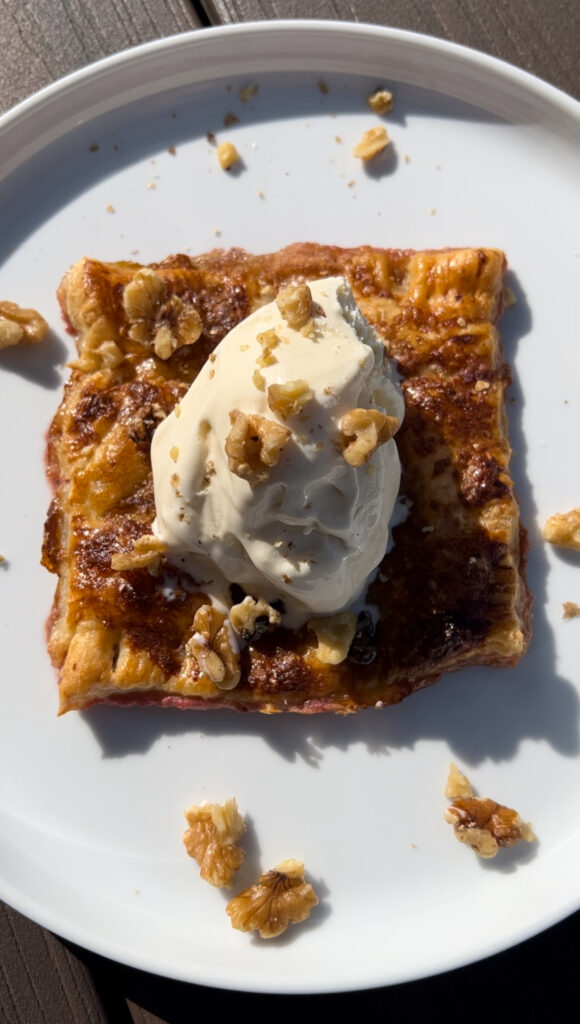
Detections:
[225, 409, 291, 483]
[123, 267, 202, 360]
[340, 407, 399, 467]
[543, 508, 580, 551]
[0, 301, 48, 348]
[186, 604, 240, 690]
[183, 799, 245, 888]
[444, 764, 536, 859]
[307, 611, 357, 665]
[353, 126, 390, 161]
[367, 87, 394, 115]
[225, 858, 318, 938]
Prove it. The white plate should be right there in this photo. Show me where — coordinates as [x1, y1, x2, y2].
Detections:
[1, 21, 579, 995]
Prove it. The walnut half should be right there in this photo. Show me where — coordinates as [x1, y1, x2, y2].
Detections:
[0, 301, 48, 348]
[123, 268, 202, 360]
[186, 604, 240, 690]
[444, 765, 536, 859]
[183, 799, 245, 888]
[226, 858, 318, 938]
[225, 409, 291, 483]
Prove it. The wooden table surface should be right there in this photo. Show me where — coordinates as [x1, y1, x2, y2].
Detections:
[1, 1, 579, 1020]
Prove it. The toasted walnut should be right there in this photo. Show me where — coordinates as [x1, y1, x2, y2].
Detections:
[256, 328, 280, 367]
[183, 799, 245, 888]
[230, 595, 281, 642]
[353, 126, 390, 160]
[341, 408, 399, 467]
[252, 369, 266, 391]
[225, 409, 291, 483]
[123, 268, 202, 360]
[267, 379, 314, 419]
[445, 795, 536, 859]
[367, 87, 394, 114]
[308, 611, 357, 665]
[543, 508, 580, 551]
[0, 301, 48, 348]
[276, 284, 313, 330]
[563, 601, 580, 619]
[111, 534, 166, 574]
[444, 762, 473, 800]
[217, 141, 239, 170]
[226, 859, 318, 939]
[186, 604, 240, 690]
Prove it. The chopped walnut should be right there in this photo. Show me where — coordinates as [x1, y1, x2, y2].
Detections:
[341, 408, 399, 467]
[543, 508, 580, 551]
[226, 858, 318, 939]
[353, 126, 390, 161]
[252, 369, 266, 391]
[563, 601, 580, 619]
[123, 268, 202, 360]
[367, 87, 394, 115]
[0, 301, 48, 348]
[111, 534, 166, 574]
[256, 328, 280, 367]
[276, 284, 313, 330]
[187, 604, 240, 690]
[183, 799, 245, 888]
[444, 762, 473, 800]
[308, 611, 357, 665]
[267, 379, 314, 419]
[230, 595, 281, 641]
[225, 409, 291, 483]
[217, 141, 239, 170]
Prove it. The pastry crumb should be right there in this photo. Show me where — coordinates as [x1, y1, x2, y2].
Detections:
[217, 141, 239, 170]
[367, 87, 394, 115]
[353, 126, 389, 161]
[168, 145, 176, 155]
[106, 204, 115, 213]
[223, 112, 239, 127]
[543, 508, 580, 551]
[239, 83, 258, 102]
[563, 602, 580, 619]
[317, 79, 329, 94]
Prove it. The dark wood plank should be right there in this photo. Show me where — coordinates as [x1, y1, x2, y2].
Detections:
[0, 0, 202, 113]
[200, 0, 580, 99]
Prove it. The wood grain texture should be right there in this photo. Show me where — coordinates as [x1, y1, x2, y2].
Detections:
[200, 0, 580, 98]
[0, 0, 202, 113]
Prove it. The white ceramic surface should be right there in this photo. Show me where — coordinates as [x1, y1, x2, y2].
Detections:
[0, 21, 579, 994]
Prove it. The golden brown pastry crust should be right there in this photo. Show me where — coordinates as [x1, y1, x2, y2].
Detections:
[42, 244, 532, 714]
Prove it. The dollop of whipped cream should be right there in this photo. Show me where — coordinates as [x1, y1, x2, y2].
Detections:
[151, 277, 404, 623]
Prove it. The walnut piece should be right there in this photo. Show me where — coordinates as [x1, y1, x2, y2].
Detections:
[110, 534, 166, 574]
[341, 408, 399, 467]
[308, 611, 357, 665]
[353, 126, 390, 161]
[123, 268, 202, 360]
[367, 88, 394, 114]
[217, 141, 239, 170]
[563, 601, 580, 619]
[444, 762, 473, 800]
[186, 604, 241, 690]
[256, 328, 280, 367]
[267, 379, 314, 419]
[183, 799, 245, 888]
[225, 409, 291, 483]
[0, 301, 48, 348]
[445, 794, 536, 859]
[276, 284, 313, 329]
[230, 595, 281, 641]
[543, 508, 580, 551]
[226, 858, 318, 939]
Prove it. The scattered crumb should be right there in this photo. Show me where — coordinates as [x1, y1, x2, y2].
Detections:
[543, 509, 580, 551]
[347, 179, 355, 188]
[563, 602, 580, 619]
[89, 144, 99, 152]
[168, 145, 176, 155]
[257, 189, 265, 199]
[217, 141, 240, 170]
[353, 125, 390, 161]
[403, 153, 410, 163]
[0, 554, 5, 565]
[214, 229, 222, 237]
[428, 207, 436, 215]
[503, 286, 517, 308]
[411, 843, 418, 850]
[317, 79, 329, 94]
[206, 131, 217, 146]
[335, 135, 342, 143]
[106, 204, 115, 213]
[223, 112, 239, 127]
[367, 87, 394, 114]
[129, 249, 140, 255]
[147, 182, 157, 190]
[239, 83, 258, 102]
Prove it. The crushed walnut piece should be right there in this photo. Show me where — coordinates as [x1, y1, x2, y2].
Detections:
[276, 284, 313, 330]
[353, 126, 390, 161]
[183, 798, 245, 888]
[186, 604, 240, 690]
[267, 379, 314, 419]
[543, 508, 580, 551]
[0, 301, 48, 348]
[217, 141, 239, 170]
[563, 601, 580, 619]
[226, 858, 318, 939]
[341, 408, 399, 467]
[307, 611, 357, 665]
[367, 87, 394, 115]
[444, 765, 536, 859]
[230, 595, 281, 642]
[111, 534, 166, 574]
[225, 409, 291, 483]
[256, 328, 280, 367]
[123, 268, 202, 360]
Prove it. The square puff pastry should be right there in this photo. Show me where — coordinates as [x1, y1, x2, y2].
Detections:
[42, 243, 531, 714]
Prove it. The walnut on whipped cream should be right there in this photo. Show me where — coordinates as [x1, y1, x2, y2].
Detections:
[267, 379, 314, 419]
[341, 407, 399, 467]
[276, 284, 313, 330]
[225, 409, 291, 483]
